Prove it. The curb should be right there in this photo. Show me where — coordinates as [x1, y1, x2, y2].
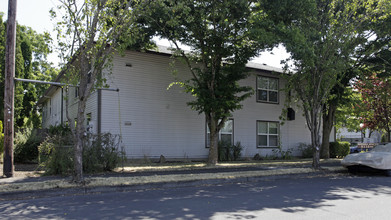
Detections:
[0, 166, 347, 201]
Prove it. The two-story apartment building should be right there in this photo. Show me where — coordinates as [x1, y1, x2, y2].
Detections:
[39, 47, 319, 160]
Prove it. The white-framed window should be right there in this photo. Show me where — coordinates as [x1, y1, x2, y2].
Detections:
[206, 119, 234, 147]
[257, 121, 279, 147]
[257, 76, 279, 103]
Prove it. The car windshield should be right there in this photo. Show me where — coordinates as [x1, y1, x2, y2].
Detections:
[371, 143, 391, 152]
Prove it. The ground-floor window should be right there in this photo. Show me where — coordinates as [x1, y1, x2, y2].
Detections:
[206, 119, 234, 147]
[257, 121, 279, 147]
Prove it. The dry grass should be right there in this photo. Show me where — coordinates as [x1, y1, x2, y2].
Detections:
[0, 159, 343, 193]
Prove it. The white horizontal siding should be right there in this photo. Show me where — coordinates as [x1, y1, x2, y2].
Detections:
[101, 51, 207, 159]
[231, 71, 311, 157]
[99, 51, 312, 159]
[42, 87, 63, 128]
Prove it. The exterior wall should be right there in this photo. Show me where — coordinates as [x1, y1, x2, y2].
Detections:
[100, 51, 208, 159]
[228, 70, 310, 157]
[40, 50, 321, 159]
[100, 51, 313, 159]
[42, 87, 63, 128]
[41, 85, 98, 131]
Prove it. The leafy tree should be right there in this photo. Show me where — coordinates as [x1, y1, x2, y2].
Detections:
[0, 13, 56, 128]
[320, 68, 360, 158]
[145, 0, 278, 164]
[52, 0, 153, 182]
[355, 74, 391, 142]
[274, 0, 387, 168]
[323, 1, 391, 157]
[334, 89, 363, 137]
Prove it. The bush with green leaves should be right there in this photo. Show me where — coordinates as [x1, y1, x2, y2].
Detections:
[272, 148, 293, 160]
[83, 133, 122, 172]
[48, 124, 71, 136]
[329, 141, 350, 158]
[39, 132, 122, 175]
[218, 141, 243, 162]
[14, 127, 44, 163]
[298, 143, 313, 158]
[38, 135, 74, 175]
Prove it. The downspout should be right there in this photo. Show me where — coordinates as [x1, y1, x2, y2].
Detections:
[61, 87, 64, 125]
[98, 89, 102, 135]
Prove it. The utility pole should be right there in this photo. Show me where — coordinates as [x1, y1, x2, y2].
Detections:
[3, 0, 17, 177]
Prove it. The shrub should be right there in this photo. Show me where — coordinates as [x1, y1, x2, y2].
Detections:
[83, 133, 122, 172]
[329, 141, 350, 158]
[272, 148, 293, 160]
[14, 128, 43, 163]
[38, 135, 74, 175]
[39, 132, 122, 175]
[298, 143, 313, 158]
[48, 124, 71, 136]
[218, 141, 243, 161]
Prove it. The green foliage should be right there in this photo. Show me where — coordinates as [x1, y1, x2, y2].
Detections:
[218, 141, 243, 162]
[14, 128, 44, 163]
[272, 148, 293, 160]
[298, 143, 313, 158]
[354, 74, 391, 142]
[0, 13, 57, 128]
[329, 141, 350, 158]
[48, 124, 72, 136]
[83, 133, 122, 172]
[38, 132, 122, 175]
[267, 0, 389, 168]
[145, 0, 277, 163]
[38, 135, 73, 176]
[53, 0, 153, 181]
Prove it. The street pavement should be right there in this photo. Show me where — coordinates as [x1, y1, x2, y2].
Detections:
[0, 159, 349, 200]
[1, 174, 391, 219]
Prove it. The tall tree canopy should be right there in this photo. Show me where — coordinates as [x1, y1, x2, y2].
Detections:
[355, 74, 391, 142]
[0, 13, 57, 129]
[144, 0, 279, 164]
[52, 0, 153, 182]
[270, 0, 389, 168]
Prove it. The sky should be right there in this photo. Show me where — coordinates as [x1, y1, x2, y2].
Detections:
[1, 0, 290, 68]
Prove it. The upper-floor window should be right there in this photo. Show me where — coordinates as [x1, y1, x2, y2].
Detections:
[257, 76, 278, 103]
[206, 119, 234, 147]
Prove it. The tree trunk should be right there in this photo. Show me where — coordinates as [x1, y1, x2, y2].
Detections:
[73, 130, 84, 182]
[207, 117, 218, 165]
[310, 109, 322, 169]
[321, 102, 337, 159]
[312, 130, 321, 169]
[73, 98, 87, 183]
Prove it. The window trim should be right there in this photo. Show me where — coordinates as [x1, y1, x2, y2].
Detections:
[74, 87, 80, 98]
[205, 118, 234, 148]
[256, 75, 279, 104]
[256, 120, 280, 148]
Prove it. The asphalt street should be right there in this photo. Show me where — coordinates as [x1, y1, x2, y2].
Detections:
[1, 174, 391, 220]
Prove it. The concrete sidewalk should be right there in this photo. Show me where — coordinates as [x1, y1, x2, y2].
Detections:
[0, 159, 347, 200]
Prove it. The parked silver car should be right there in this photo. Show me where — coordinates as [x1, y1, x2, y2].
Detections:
[342, 143, 391, 176]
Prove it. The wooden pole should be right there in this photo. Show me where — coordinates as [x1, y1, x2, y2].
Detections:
[3, 0, 17, 178]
